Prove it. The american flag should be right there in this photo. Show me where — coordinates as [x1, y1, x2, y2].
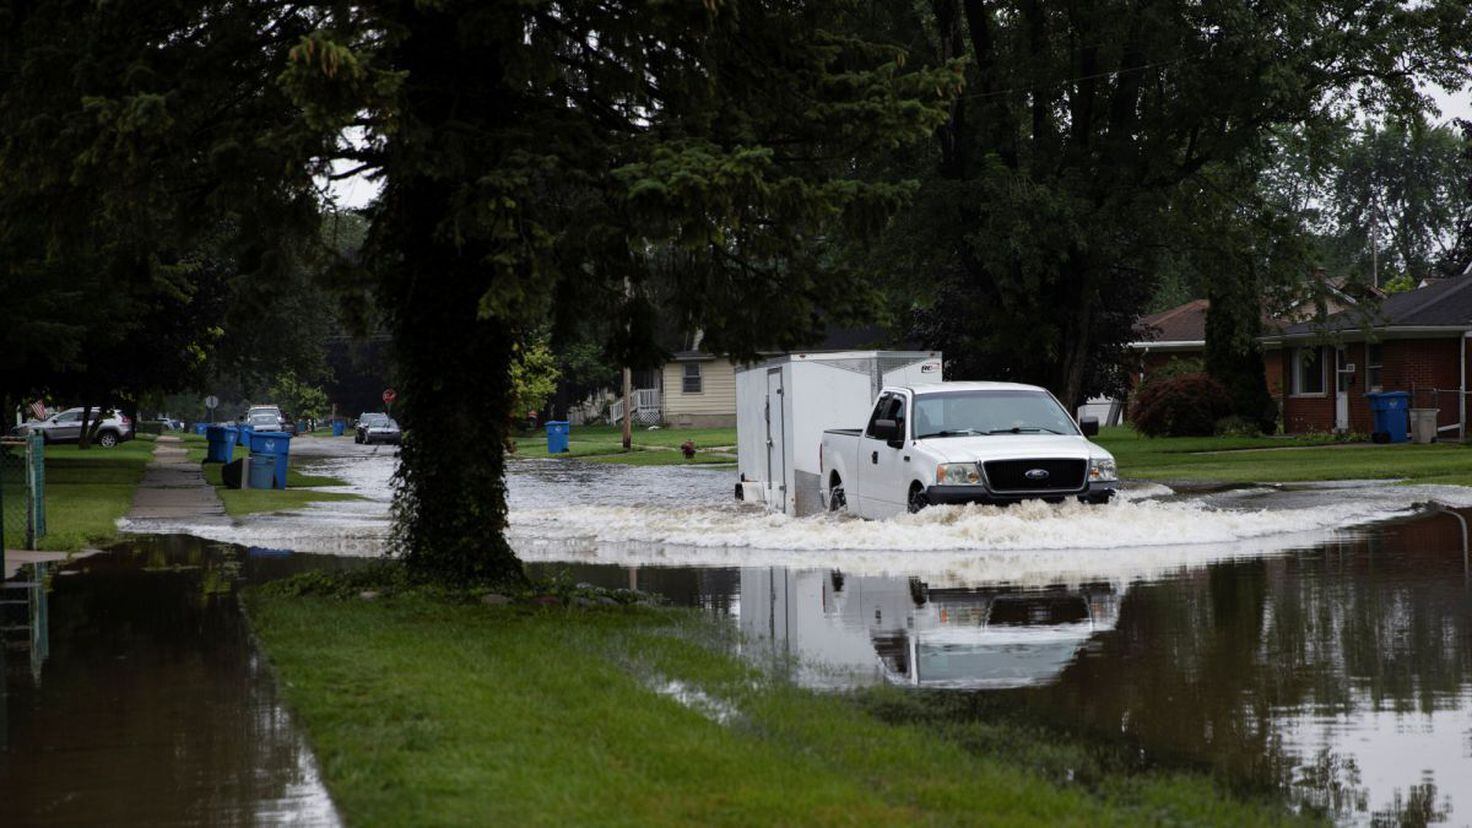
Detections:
[29, 399, 45, 421]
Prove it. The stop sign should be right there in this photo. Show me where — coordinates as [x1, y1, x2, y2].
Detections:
[382, 388, 397, 405]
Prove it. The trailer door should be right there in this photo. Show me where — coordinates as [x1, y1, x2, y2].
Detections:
[765, 368, 788, 511]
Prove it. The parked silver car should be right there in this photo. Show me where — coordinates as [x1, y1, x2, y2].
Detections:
[246, 405, 285, 430]
[10, 407, 134, 447]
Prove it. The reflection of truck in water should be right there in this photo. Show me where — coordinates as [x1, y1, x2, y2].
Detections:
[819, 382, 1118, 519]
[740, 568, 1122, 690]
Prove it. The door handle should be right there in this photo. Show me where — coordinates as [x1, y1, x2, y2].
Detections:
[871, 451, 878, 464]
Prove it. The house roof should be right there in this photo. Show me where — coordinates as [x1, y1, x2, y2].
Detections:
[1135, 300, 1209, 344]
[1278, 275, 1472, 336]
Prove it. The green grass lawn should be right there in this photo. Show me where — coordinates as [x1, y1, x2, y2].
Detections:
[189, 443, 362, 517]
[3, 435, 156, 551]
[248, 590, 1306, 827]
[1094, 426, 1472, 487]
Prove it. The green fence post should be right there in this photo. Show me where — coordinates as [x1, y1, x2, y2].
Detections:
[27, 434, 45, 548]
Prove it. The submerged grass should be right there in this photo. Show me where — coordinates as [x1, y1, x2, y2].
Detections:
[248, 585, 1310, 826]
[1095, 427, 1472, 487]
[4, 436, 155, 551]
[512, 425, 738, 466]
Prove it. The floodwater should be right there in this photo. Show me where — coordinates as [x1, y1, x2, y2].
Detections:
[0, 535, 362, 826]
[32, 439, 1472, 822]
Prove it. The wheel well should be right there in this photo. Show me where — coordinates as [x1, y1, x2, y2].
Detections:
[829, 471, 842, 488]
[909, 480, 925, 494]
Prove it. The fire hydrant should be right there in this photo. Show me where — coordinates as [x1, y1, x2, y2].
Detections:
[680, 439, 696, 459]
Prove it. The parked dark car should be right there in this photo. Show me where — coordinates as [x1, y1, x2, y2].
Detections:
[360, 415, 401, 446]
[355, 413, 389, 444]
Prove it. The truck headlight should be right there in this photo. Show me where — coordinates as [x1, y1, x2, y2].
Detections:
[936, 463, 982, 485]
[1089, 458, 1117, 482]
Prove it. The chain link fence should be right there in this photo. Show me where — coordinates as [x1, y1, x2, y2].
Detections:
[1, 435, 45, 550]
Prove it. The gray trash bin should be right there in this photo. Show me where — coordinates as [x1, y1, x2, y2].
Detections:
[1409, 408, 1439, 443]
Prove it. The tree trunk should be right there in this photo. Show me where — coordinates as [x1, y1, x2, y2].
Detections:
[77, 404, 95, 450]
[378, 3, 524, 586]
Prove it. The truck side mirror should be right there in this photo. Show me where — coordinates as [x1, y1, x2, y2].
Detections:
[1079, 416, 1100, 437]
[872, 419, 899, 442]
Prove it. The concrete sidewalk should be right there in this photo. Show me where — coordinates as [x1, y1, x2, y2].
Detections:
[127, 436, 227, 521]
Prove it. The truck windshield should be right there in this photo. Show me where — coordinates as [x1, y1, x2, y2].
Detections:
[912, 391, 1079, 438]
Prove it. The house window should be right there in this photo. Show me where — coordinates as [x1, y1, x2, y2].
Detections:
[682, 362, 702, 394]
[1366, 343, 1383, 390]
[1292, 347, 1326, 395]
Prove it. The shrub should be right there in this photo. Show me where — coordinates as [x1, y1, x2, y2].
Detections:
[1130, 372, 1232, 437]
[1141, 356, 1205, 388]
[1213, 415, 1261, 438]
[136, 421, 164, 436]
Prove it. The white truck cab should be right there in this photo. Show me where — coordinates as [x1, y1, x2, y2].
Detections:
[819, 382, 1117, 519]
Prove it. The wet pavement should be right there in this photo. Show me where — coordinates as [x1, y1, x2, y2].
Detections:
[0, 536, 363, 826]
[11, 439, 1472, 824]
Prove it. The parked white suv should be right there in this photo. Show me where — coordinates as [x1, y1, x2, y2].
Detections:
[11, 407, 135, 447]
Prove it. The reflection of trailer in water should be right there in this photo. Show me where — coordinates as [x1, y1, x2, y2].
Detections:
[739, 568, 1123, 690]
[735, 351, 942, 516]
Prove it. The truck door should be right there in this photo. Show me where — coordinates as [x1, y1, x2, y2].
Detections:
[765, 368, 788, 512]
[858, 392, 910, 518]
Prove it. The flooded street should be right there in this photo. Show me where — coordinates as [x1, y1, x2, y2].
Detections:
[0, 535, 365, 825]
[12, 438, 1472, 823]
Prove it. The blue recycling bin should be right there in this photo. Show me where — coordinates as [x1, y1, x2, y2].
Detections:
[1367, 391, 1410, 444]
[236, 423, 254, 447]
[205, 425, 235, 463]
[331, 419, 346, 437]
[193, 422, 208, 436]
[247, 454, 277, 489]
[546, 420, 570, 454]
[249, 430, 292, 490]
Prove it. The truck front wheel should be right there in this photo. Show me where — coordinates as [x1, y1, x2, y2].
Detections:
[907, 483, 928, 514]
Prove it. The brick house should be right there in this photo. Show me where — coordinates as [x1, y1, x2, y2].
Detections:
[1126, 300, 1288, 411]
[1263, 277, 1472, 438]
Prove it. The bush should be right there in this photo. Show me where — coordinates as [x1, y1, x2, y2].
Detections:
[1130, 372, 1232, 437]
[136, 421, 164, 436]
[1213, 415, 1261, 438]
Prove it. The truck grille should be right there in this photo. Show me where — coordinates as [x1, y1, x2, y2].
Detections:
[983, 459, 1087, 493]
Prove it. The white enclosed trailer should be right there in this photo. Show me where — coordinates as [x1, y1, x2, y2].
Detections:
[735, 350, 942, 515]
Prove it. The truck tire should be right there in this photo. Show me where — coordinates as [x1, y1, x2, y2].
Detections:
[907, 483, 928, 514]
[829, 478, 846, 513]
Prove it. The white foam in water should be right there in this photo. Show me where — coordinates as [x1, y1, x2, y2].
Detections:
[119, 447, 1472, 583]
[506, 482, 1472, 585]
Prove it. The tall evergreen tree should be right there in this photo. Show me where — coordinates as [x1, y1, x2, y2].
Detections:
[4, 1, 956, 581]
[868, 0, 1472, 408]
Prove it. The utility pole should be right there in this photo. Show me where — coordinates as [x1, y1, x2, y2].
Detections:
[621, 366, 632, 450]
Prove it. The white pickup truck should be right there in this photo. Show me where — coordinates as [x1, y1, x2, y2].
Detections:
[819, 382, 1118, 519]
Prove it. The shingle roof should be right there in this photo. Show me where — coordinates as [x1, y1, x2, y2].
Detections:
[1136, 300, 1209, 342]
[1279, 276, 1472, 335]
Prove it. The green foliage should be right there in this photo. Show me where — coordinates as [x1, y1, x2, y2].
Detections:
[509, 340, 561, 418]
[268, 372, 331, 421]
[271, 0, 960, 583]
[873, 0, 1472, 406]
[1141, 357, 1205, 388]
[1380, 273, 1417, 294]
[1130, 373, 1233, 438]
